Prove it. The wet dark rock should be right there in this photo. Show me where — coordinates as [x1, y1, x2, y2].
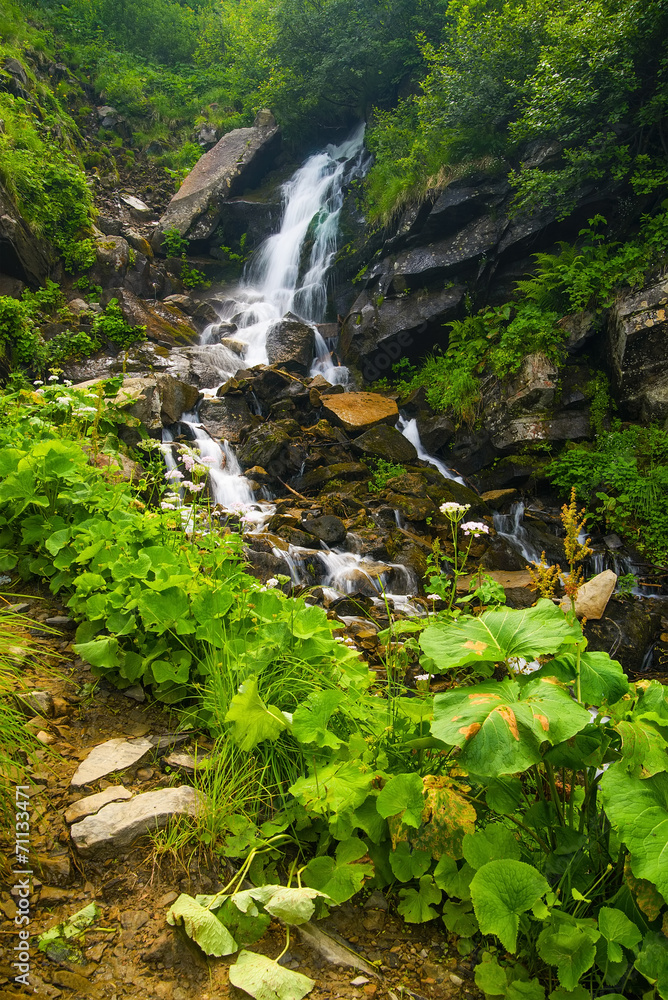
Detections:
[245, 367, 294, 402]
[199, 396, 256, 444]
[112, 288, 199, 346]
[302, 515, 347, 545]
[585, 597, 665, 675]
[245, 548, 290, 583]
[91, 235, 130, 287]
[2, 57, 30, 98]
[238, 423, 291, 468]
[292, 462, 369, 492]
[266, 314, 315, 374]
[608, 276, 668, 420]
[351, 424, 417, 464]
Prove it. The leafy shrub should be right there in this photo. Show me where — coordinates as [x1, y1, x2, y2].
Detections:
[368, 458, 407, 493]
[548, 424, 668, 565]
[91, 299, 146, 349]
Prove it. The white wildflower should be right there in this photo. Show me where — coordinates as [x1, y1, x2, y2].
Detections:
[33, 380, 44, 387]
[165, 469, 184, 481]
[64, 379, 73, 386]
[460, 520, 490, 536]
[414, 673, 430, 681]
[440, 501, 470, 521]
[266, 577, 279, 588]
[425, 593, 441, 601]
[48, 374, 59, 382]
[160, 502, 176, 510]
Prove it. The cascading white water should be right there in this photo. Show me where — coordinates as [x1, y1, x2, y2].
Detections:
[493, 501, 543, 565]
[202, 123, 367, 378]
[181, 412, 255, 509]
[398, 416, 466, 486]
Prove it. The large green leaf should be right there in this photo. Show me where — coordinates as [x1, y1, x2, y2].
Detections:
[470, 860, 549, 953]
[536, 650, 629, 706]
[463, 824, 520, 870]
[442, 899, 479, 937]
[225, 677, 290, 751]
[397, 875, 441, 923]
[615, 720, 668, 778]
[389, 841, 431, 882]
[537, 919, 599, 991]
[475, 956, 546, 1000]
[229, 950, 315, 1000]
[600, 767, 668, 898]
[598, 906, 642, 962]
[635, 932, 668, 999]
[290, 761, 373, 817]
[376, 773, 425, 828]
[433, 855, 474, 899]
[263, 887, 330, 926]
[291, 690, 345, 749]
[420, 599, 576, 671]
[302, 837, 373, 904]
[431, 678, 590, 776]
[166, 894, 237, 957]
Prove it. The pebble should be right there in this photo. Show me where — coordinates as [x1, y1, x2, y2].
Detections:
[350, 977, 370, 986]
[157, 890, 179, 907]
[46, 615, 75, 629]
[449, 973, 464, 986]
[65, 786, 133, 824]
[122, 685, 145, 702]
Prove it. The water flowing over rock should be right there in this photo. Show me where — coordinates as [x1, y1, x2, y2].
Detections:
[152, 112, 281, 248]
[265, 314, 315, 374]
[351, 424, 418, 464]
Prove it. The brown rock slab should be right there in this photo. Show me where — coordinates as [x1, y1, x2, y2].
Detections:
[458, 569, 533, 591]
[64, 785, 133, 824]
[481, 488, 518, 509]
[323, 393, 399, 433]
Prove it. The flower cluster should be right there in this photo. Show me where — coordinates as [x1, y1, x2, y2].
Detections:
[460, 521, 490, 536]
[439, 501, 471, 522]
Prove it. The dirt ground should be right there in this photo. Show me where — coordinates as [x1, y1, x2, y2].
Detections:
[0, 595, 480, 1000]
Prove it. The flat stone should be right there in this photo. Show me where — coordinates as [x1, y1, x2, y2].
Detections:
[64, 786, 133, 824]
[121, 194, 152, 216]
[322, 392, 399, 433]
[70, 786, 204, 858]
[458, 570, 533, 591]
[481, 488, 518, 509]
[351, 424, 417, 464]
[70, 737, 154, 787]
[122, 685, 145, 702]
[560, 569, 617, 620]
[45, 615, 75, 629]
[39, 886, 76, 905]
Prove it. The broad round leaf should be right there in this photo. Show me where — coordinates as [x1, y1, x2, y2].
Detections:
[600, 767, 668, 899]
[537, 921, 599, 991]
[431, 678, 590, 776]
[420, 599, 576, 671]
[229, 950, 315, 1000]
[397, 875, 441, 923]
[263, 887, 330, 926]
[470, 860, 549, 953]
[463, 823, 521, 870]
[224, 677, 289, 751]
[377, 773, 425, 828]
[166, 894, 237, 957]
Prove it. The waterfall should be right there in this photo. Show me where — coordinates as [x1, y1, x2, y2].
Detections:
[493, 502, 543, 565]
[397, 416, 466, 486]
[203, 123, 367, 376]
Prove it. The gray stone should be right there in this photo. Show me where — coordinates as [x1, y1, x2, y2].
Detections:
[91, 235, 130, 287]
[153, 113, 281, 248]
[560, 570, 617, 620]
[266, 314, 315, 374]
[0, 181, 53, 285]
[70, 737, 154, 787]
[238, 423, 291, 469]
[64, 786, 133, 824]
[121, 194, 152, 217]
[608, 277, 668, 420]
[70, 786, 204, 858]
[122, 685, 145, 702]
[45, 615, 75, 629]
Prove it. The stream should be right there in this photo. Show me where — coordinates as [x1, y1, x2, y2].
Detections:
[162, 126, 463, 604]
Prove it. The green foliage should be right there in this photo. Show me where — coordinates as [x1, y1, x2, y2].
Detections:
[365, 0, 668, 222]
[368, 458, 407, 493]
[548, 424, 668, 566]
[90, 298, 146, 350]
[383, 212, 668, 423]
[162, 227, 188, 257]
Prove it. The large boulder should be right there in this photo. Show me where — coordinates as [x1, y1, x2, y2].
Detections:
[109, 288, 200, 347]
[73, 374, 199, 431]
[322, 392, 399, 433]
[351, 424, 417, 464]
[340, 285, 464, 377]
[238, 423, 291, 469]
[608, 277, 668, 420]
[152, 112, 281, 249]
[90, 235, 130, 287]
[265, 314, 315, 374]
[198, 395, 256, 443]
